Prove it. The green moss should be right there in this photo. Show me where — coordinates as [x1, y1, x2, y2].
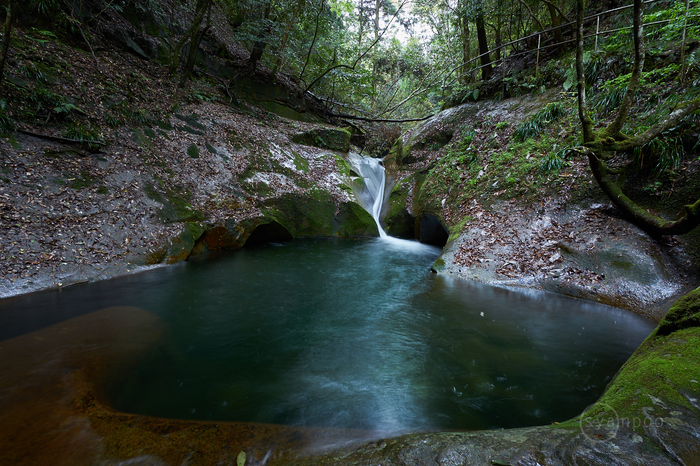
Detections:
[166, 222, 206, 263]
[153, 119, 173, 131]
[143, 182, 205, 223]
[187, 144, 200, 158]
[291, 128, 351, 152]
[69, 171, 96, 190]
[555, 287, 700, 439]
[448, 216, 471, 243]
[655, 287, 700, 337]
[262, 190, 376, 237]
[582, 327, 700, 425]
[175, 113, 206, 131]
[334, 155, 357, 178]
[384, 179, 416, 238]
[132, 129, 150, 148]
[432, 257, 446, 272]
[143, 245, 168, 265]
[241, 178, 273, 197]
[291, 150, 310, 173]
[205, 142, 218, 154]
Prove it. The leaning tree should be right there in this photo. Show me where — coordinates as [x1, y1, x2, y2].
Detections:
[574, 0, 700, 237]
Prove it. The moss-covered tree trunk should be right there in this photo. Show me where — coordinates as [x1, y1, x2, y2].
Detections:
[171, 0, 212, 81]
[248, 1, 272, 72]
[0, 1, 13, 92]
[575, 0, 700, 237]
[179, 0, 213, 87]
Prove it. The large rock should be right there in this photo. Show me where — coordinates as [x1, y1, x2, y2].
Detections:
[262, 190, 376, 238]
[291, 128, 352, 153]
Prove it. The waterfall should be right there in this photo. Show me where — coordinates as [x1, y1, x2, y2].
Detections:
[347, 153, 388, 238]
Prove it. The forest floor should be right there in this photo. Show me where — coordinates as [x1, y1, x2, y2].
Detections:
[0, 27, 350, 298]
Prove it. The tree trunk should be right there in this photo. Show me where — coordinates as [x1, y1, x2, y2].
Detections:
[0, 1, 12, 92]
[460, 14, 471, 86]
[179, 0, 212, 86]
[604, 0, 644, 136]
[248, 2, 272, 72]
[575, 0, 594, 143]
[475, 14, 491, 80]
[273, 0, 305, 75]
[576, 0, 700, 236]
[588, 154, 700, 237]
[171, 0, 208, 75]
[545, 2, 567, 54]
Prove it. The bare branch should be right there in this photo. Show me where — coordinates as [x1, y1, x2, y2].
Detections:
[304, 0, 408, 93]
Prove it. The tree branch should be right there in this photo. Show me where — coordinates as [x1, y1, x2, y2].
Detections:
[599, 98, 700, 152]
[588, 153, 700, 236]
[304, 0, 407, 93]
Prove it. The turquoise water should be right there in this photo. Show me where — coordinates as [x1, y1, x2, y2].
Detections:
[0, 238, 655, 435]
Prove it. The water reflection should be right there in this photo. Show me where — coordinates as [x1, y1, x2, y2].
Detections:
[0, 238, 655, 437]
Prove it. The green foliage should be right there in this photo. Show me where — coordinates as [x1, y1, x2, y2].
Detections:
[53, 102, 81, 115]
[33, 86, 63, 108]
[20, 62, 53, 85]
[514, 102, 567, 142]
[63, 122, 100, 143]
[31, 0, 59, 15]
[633, 126, 689, 175]
[593, 85, 627, 113]
[187, 144, 200, 158]
[27, 28, 58, 43]
[447, 130, 478, 166]
[645, 1, 700, 43]
[189, 89, 216, 103]
[539, 145, 570, 173]
[0, 100, 14, 136]
[105, 114, 123, 127]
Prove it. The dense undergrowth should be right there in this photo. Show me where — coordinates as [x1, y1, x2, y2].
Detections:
[412, 31, 700, 228]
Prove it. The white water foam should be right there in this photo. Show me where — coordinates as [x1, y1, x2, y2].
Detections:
[347, 153, 388, 238]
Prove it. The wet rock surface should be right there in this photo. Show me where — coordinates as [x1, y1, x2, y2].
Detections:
[0, 104, 374, 298]
[438, 199, 692, 320]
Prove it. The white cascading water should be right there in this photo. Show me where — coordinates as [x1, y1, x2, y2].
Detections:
[347, 153, 388, 238]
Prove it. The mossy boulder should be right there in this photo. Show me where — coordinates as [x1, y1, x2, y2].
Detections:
[654, 286, 700, 337]
[158, 190, 377, 264]
[166, 222, 206, 263]
[383, 179, 415, 238]
[189, 218, 293, 257]
[143, 183, 206, 224]
[291, 128, 351, 153]
[230, 75, 323, 123]
[262, 190, 376, 237]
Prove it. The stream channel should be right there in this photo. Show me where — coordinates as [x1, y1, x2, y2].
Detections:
[0, 154, 656, 447]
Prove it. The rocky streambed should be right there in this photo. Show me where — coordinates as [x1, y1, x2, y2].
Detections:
[1, 89, 700, 464]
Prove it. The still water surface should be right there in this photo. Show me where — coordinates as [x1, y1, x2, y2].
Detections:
[0, 238, 655, 435]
